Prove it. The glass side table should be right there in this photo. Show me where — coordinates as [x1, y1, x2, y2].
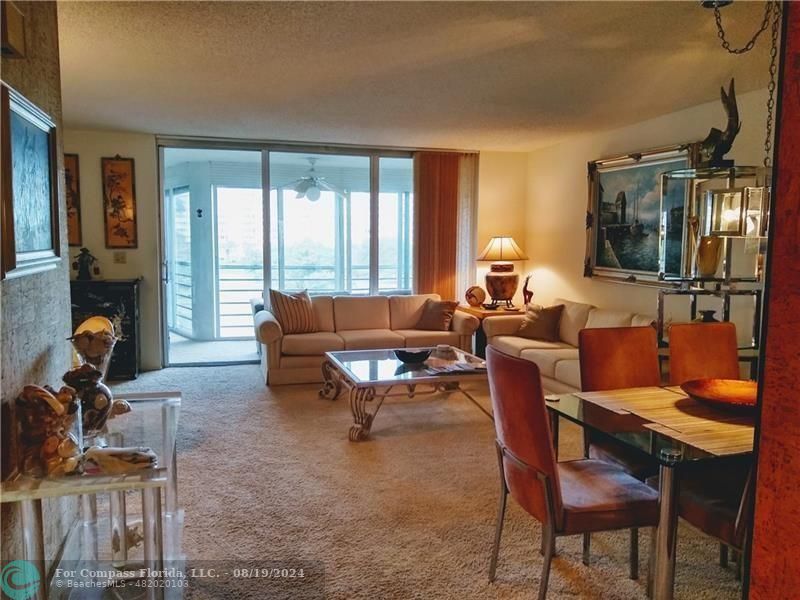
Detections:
[1, 392, 181, 600]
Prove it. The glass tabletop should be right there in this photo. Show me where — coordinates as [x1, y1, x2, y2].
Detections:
[0, 392, 180, 502]
[327, 346, 487, 386]
[546, 393, 754, 466]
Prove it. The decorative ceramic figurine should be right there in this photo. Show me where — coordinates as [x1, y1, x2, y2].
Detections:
[63, 364, 115, 437]
[522, 275, 534, 305]
[84, 446, 157, 474]
[72, 247, 100, 281]
[465, 286, 486, 307]
[699, 79, 741, 168]
[16, 384, 83, 477]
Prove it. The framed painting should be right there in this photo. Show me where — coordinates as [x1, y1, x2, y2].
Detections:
[64, 153, 82, 246]
[584, 143, 699, 284]
[1, 82, 60, 279]
[102, 155, 138, 248]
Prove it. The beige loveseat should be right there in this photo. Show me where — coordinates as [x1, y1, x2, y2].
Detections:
[253, 294, 480, 385]
[482, 298, 654, 394]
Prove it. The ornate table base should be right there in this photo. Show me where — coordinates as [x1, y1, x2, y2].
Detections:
[320, 359, 491, 441]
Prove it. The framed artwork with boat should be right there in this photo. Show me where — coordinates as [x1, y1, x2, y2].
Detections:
[584, 143, 700, 284]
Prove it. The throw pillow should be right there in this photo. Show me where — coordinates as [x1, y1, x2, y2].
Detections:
[517, 304, 565, 342]
[268, 289, 317, 334]
[415, 299, 459, 331]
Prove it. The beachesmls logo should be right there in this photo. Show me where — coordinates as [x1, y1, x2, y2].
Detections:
[1, 561, 40, 600]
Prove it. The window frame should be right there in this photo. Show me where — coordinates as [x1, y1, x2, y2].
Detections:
[264, 149, 415, 297]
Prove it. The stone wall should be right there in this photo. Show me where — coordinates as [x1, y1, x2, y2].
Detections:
[1, 1, 76, 565]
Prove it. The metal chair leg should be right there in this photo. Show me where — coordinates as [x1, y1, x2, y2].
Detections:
[489, 443, 508, 583]
[734, 550, 742, 581]
[720, 543, 729, 568]
[647, 527, 656, 598]
[538, 526, 555, 600]
[488, 486, 507, 582]
[582, 532, 591, 565]
[629, 528, 639, 580]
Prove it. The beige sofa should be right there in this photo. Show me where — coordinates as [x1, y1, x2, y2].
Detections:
[253, 294, 480, 385]
[482, 298, 654, 394]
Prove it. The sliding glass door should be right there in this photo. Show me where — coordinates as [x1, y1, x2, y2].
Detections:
[162, 147, 263, 365]
[160, 143, 414, 365]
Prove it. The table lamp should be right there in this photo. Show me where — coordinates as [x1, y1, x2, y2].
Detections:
[477, 236, 528, 308]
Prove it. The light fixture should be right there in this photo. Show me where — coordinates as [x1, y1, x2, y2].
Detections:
[280, 157, 347, 202]
[706, 186, 768, 238]
[305, 185, 321, 202]
[477, 236, 528, 308]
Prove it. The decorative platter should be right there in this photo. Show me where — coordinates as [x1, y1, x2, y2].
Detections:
[680, 378, 758, 414]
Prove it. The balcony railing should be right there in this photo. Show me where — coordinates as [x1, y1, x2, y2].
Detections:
[173, 263, 412, 340]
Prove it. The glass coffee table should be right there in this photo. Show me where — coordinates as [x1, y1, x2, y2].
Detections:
[320, 346, 490, 441]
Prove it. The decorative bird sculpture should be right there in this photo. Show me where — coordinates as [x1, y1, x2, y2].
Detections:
[699, 78, 741, 167]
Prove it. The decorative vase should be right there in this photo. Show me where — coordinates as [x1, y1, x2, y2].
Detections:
[696, 235, 723, 278]
[63, 364, 115, 440]
[484, 265, 519, 308]
[70, 324, 117, 379]
[694, 310, 719, 323]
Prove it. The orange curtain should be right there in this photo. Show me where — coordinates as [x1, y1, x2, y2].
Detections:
[415, 152, 460, 299]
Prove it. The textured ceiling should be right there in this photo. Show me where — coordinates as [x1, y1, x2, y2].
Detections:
[58, 1, 771, 151]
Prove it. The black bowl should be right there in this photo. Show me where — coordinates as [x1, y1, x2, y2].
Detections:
[394, 349, 432, 364]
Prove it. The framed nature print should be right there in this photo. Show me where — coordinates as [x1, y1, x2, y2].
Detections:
[1, 82, 60, 279]
[584, 143, 698, 284]
[64, 153, 82, 246]
[102, 155, 138, 248]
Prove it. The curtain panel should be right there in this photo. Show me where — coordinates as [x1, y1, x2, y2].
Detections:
[414, 151, 478, 300]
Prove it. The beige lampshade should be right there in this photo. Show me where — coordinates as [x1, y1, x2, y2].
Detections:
[477, 236, 528, 262]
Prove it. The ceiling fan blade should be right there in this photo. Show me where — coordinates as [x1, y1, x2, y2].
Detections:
[293, 179, 313, 194]
[277, 176, 305, 189]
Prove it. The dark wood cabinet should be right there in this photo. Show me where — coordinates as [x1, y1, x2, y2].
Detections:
[70, 278, 141, 380]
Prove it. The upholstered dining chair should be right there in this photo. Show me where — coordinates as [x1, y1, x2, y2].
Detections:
[577, 326, 662, 574]
[667, 321, 751, 574]
[668, 322, 740, 385]
[485, 347, 659, 599]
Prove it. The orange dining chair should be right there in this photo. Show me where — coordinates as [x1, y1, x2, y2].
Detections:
[486, 347, 659, 598]
[667, 321, 752, 574]
[578, 326, 662, 575]
[668, 322, 740, 386]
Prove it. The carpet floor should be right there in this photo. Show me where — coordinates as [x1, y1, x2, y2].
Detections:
[112, 365, 743, 599]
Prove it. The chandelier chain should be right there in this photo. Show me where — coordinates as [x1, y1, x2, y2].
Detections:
[763, 1, 781, 167]
[714, 0, 774, 54]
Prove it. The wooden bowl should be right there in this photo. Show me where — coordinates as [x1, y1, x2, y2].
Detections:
[680, 378, 758, 414]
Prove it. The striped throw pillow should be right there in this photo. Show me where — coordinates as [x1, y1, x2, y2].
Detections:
[268, 289, 317, 334]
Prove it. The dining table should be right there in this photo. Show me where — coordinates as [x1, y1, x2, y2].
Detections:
[545, 386, 755, 600]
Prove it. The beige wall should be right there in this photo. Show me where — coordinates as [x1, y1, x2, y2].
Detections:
[63, 129, 162, 370]
[525, 88, 768, 317]
[476, 151, 530, 305]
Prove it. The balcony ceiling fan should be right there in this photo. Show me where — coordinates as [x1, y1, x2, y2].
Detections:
[280, 157, 346, 201]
